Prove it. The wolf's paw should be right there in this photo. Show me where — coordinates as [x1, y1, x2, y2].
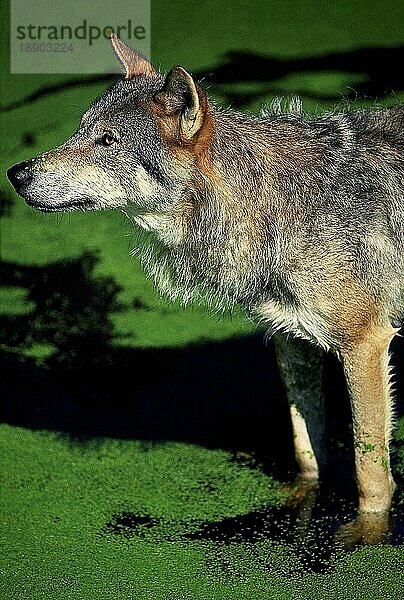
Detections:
[335, 512, 391, 548]
[283, 474, 319, 508]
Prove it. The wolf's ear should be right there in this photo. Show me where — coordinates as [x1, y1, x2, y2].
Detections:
[155, 67, 206, 139]
[110, 33, 156, 78]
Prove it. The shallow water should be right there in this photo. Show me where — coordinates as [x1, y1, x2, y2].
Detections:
[103, 486, 404, 575]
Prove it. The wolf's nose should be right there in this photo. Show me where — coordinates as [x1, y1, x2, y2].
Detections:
[7, 160, 33, 193]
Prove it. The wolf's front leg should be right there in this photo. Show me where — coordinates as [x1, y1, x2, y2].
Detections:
[340, 322, 397, 515]
[273, 333, 326, 481]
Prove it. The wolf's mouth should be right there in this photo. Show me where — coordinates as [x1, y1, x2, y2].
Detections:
[25, 198, 96, 212]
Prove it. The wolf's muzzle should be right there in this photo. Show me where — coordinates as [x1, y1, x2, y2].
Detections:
[7, 160, 34, 194]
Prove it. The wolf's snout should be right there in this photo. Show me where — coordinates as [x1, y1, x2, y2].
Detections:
[7, 160, 34, 194]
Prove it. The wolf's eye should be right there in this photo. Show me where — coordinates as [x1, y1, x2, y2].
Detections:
[99, 132, 116, 147]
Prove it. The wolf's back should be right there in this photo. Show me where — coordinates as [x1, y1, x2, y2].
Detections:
[344, 105, 404, 242]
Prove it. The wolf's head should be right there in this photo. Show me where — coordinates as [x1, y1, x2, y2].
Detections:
[7, 35, 213, 216]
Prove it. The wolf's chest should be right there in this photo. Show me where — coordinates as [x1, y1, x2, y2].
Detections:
[254, 299, 333, 351]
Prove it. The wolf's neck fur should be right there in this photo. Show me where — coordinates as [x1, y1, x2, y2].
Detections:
[126, 106, 335, 309]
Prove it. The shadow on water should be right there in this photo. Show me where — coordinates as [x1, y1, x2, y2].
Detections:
[1, 251, 403, 570]
[0, 186, 14, 217]
[104, 489, 403, 574]
[1, 46, 403, 115]
[195, 45, 404, 108]
[0, 252, 296, 465]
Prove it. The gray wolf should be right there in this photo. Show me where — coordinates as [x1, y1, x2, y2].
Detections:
[7, 35, 404, 543]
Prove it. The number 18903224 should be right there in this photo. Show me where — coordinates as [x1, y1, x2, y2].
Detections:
[19, 42, 74, 52]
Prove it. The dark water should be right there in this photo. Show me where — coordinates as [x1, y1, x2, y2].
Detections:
[103, 488, 403, 575]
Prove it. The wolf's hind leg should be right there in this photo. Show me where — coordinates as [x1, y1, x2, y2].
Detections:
[273, 333, 326, 480]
